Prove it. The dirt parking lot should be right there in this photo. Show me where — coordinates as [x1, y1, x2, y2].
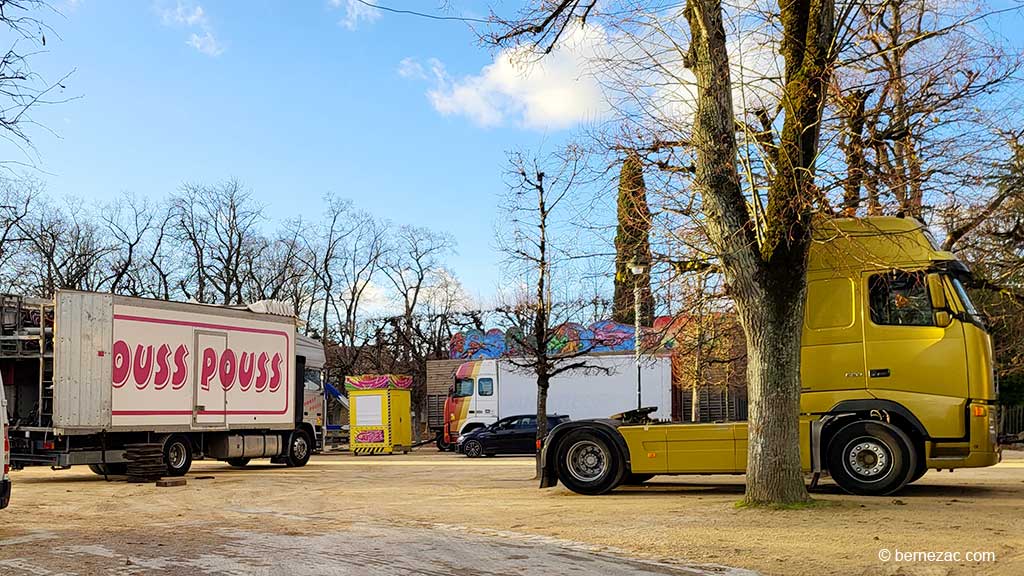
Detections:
[1, 449, 1022, 576]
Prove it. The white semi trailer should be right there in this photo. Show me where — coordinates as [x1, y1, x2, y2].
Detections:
[1, 290, 320, 476]
[442, 354, 674, 447]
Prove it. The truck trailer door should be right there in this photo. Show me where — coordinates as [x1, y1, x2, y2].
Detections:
[194, 331, 227, 427]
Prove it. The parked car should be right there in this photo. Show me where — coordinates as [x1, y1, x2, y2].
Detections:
[458, 414, 570, 458]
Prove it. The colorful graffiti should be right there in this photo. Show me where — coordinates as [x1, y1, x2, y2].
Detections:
[344, 374, 413, 391]
[448, 316, 691, 360]
[354, 429, 385, 444]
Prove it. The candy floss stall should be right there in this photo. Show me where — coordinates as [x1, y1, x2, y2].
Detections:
[346, 374, 412, 455]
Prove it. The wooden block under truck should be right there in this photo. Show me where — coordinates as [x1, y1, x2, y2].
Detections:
[1, 291, 322, 476]
[536, 217, 1001, 496]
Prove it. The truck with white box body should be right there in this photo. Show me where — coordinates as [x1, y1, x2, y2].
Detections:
[443, 354, 673, 448]
[1, 290, 320, 476]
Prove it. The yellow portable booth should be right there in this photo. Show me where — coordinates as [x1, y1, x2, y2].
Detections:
[345, 374, 413, 455]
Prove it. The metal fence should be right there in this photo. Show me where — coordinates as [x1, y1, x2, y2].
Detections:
[1002, 405, 1024, 438]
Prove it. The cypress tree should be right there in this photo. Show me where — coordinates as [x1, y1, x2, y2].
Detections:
[612, 150, 654, 326]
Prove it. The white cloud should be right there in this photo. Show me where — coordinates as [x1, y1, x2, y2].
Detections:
[187, 31, 224, 57]
[408, 23, 611, 130]
[332, 0, 382, 31]
[157, 1, 224, 57]
[397, 57, 425, 80]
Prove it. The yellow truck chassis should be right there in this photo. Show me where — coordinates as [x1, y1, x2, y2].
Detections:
[539, 402, 999, 496]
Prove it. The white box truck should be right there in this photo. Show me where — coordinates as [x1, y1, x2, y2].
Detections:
[1, 290, 322, 476]
[442, 354, 674, 447]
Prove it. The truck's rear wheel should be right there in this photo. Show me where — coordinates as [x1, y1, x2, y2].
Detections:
[163, 435, 193, 477]
[827, 421, 916, 496]
[285, 429, 311, 467]
[555, 429, 625, 495]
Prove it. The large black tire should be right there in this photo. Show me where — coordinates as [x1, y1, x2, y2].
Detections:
[463, 439, 484, 458]
[436, 436, 451, 452]
[621, 473, 655, 486]
[285, 429, 312, 467]
[907, 454, 928, 484]
[226, 458, 251, 468]
[163, 435, 193, 477]
[88, 463, 128, 476]
[827, 421, 916, 496]
[554, 428, 626, 495]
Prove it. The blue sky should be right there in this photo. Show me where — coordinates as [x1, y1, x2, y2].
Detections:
[14, 1, 1024, 304]
[15, 0, 609, 302]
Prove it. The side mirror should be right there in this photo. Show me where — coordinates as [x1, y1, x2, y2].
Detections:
[927, 273, 952, 328]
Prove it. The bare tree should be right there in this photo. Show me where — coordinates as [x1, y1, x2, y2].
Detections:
[0, 0, 73, 171]
[0, 175, 33, 289]
[102, 192, 156, 296]
[170, 180, 263, 304]
[14, 196, 112, 296]
[381, 225, 455, 363]
[498, 148, 610, 471]
[830, 0, 1021, 218]
[492, 0, 843, 504]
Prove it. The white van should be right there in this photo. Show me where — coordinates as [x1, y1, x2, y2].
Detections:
[1, 381, 9, 509]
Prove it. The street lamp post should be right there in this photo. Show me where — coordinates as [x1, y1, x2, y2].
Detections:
[629, 261, 646, 410]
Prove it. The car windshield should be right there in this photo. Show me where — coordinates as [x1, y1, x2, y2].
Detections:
[453, 379, 474, 398]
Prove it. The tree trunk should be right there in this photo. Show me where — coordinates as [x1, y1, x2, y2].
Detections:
[535, 376, 550, 479]
[686, 0, 825, 505]
[738, 283, 810, 504]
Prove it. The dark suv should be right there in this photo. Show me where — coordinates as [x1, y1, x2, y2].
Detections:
[459, 414, 570, 458]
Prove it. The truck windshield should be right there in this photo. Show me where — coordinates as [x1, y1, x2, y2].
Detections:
[951, 277, 986, 329]
[453, 378, 474, 398]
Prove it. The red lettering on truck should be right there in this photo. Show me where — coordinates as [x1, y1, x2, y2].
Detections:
[153, 344, 172, 389]
[112, 340, 130, 388]
[269, 353, 282, 392]
[133, 345, 154, 389]
[238, 352, 255, 391]
[200, 347, 218, 391]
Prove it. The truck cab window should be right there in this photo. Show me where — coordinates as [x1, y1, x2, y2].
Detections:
[453, 379, 474, 398]
[951, 277, 984, 327]
[869, 271, 934, 326]
[477, 377, 494, 396]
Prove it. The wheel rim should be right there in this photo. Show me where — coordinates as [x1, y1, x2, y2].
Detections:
[167, 442, 188, 470]
[843, 436, 893, 483]
[566, 440, 609, 483]
[293, 435, 309, 460]
[465, 441, 481, 457]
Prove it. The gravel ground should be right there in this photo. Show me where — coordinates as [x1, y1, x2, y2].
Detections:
[1, 449, 1021, 575]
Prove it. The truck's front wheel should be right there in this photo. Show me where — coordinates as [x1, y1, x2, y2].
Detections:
[285, 429, 311, 467]
[554, 429, 625, 495]
[163, 435, 193, 477]
[827, 421, 916, 496]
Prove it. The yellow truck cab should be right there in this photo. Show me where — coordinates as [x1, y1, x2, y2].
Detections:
[540, 216, 1000, 496]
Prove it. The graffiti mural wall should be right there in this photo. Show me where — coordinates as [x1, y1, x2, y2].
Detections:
[448, 316, 691, 360]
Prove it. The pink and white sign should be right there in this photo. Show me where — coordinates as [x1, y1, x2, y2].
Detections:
[109, 304, 294, 428]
